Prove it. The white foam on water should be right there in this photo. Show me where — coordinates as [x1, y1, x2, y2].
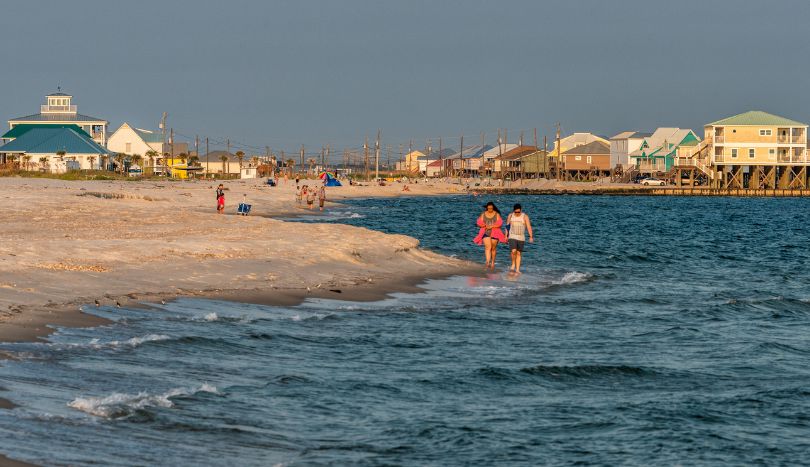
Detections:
[68, 383, 219, 418]
[203, 312, 219, 321]
[104, 334, 172, 349]
[553, 271, 592, 286]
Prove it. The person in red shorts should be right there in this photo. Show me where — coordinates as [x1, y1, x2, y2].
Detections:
[216, 184, 225, 214]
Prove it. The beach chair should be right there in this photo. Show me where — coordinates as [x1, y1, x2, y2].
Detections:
[237, 194, 252, 216]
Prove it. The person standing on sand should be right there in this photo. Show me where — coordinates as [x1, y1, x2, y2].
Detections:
[473, 202, 507, 270]
[506, 203, 534, 274]
[318, 185, 326, 211]
[216, 184, 225, 214]
[295, 185, 303, 205]
[306, 186, 316, 210]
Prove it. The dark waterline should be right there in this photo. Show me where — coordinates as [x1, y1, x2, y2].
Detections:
[2, 195, 810, 466]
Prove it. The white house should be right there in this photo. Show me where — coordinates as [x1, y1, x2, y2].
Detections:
[107, 123, 164, 157]
[610, 131, 651, 170]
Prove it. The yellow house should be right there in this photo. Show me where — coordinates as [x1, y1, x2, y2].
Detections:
[704, 110, 808, 188]
[403, 149, 426, 172]
[164, 155, 202, 179]
[549, 132, 609, 159]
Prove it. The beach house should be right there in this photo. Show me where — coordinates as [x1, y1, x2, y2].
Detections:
[493, 145, 546, 180]
[401, 149, 427, 172]
[0, 126, 111, 172]
[679, 111, 809, 189]
[444, 144, 492, 177]
[480, 143, 519, 177]
[629, 128, 699, 175]
[560, 140, 611, 180]
[8, 91, 108, 146]
[610, 131, 651, 170]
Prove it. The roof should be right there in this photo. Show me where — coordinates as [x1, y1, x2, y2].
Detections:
[2, 123, 90, 139]
[561, 141, 610, 156]
[133, 127, 163, 144]
[47, 92, 71, 97]
[709, 110, 806, 127]
[0, 127, 110, 155]
[611, 131, 652, 140]
[495, 145, 543, 161]
[629, 128, 696, 157]
[444, 144, 494, 160]
[426, 159, 443, 167]
[425, 148, 456, 159]
[482, 143, 519, 159]
[9, 112, 107, 123]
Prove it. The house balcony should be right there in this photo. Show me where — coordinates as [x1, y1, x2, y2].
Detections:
[636, 161, 667, 173]
[713, 135, 724, 143]
[41, 104, 77, 113]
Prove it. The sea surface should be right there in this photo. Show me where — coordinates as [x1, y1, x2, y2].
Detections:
[2, 195, 810, 466]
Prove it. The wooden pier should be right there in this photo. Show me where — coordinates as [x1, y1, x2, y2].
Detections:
[478, 186, 810, 197]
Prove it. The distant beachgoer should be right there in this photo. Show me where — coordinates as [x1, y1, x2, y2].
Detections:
[473, 202, 507, 270]
[402, 184, 411, 192]
[306, 187, 316, 210]
[295, 185, 303, 204]
[506, 203, 534, 274]
[318, 185, 326, 211]
[216, 184, 225, 214]
[295, 176, 300, 186]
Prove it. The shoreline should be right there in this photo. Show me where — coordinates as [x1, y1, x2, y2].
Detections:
[0, 177, 474, 346]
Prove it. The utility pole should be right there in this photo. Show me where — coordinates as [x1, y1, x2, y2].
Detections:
[386, 145, 391, 174]
[533, 128, 539, 180]
[519, 130, 524, 146]
[555, 123, 561, 181]
[481, 132, 485, 178]
[205, 137, 209, 178]
[543, 135, 548, 179]
[160, 112, 167, 176]
[364, 136, 369, 180]
[300, 145, 305, 174]
[399, 144, 404, 172]
[438, 137, 443, 177]
[326, 144, 330, 170]
[374, 129, 380, 180]
[170, 128, 174, 159]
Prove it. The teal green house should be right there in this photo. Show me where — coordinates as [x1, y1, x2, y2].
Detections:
[629, 128, 700, 173]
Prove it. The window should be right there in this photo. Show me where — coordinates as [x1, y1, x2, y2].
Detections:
[731, 148, 738, 158]
[125, 143, 132, 152]
[769, 148, 776, 155]
[759, 129, 772, 136]
[575, 156, 582, 161]
[586, 156, 592, 163]
[749, 148, 755, 159]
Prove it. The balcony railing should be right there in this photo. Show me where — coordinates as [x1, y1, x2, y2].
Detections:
[714, 135, 724, 143]
[41, 105, 77, 113]
[777, 154, 808, 163]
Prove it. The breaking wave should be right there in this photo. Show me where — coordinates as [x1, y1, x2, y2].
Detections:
[68, 384, 219, 419]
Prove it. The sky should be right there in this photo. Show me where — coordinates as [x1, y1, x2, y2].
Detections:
[1, 0, 809, 156]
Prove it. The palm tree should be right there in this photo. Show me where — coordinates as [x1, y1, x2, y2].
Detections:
[114, 153, 125, 174]
[130, 155, 143, 176]
[145, 150, 158, 175]
[39, 157, 48, 171]
[178, 153, 188, 165]
[22, 155, 31, 171]
[235, 151, 245, 170]
[88, 156, 96, 171]
[220, 154, 229, 176]
[286, 159, 295, 176]
[307, 158, 316, 175]
[250, 156, 259, 167]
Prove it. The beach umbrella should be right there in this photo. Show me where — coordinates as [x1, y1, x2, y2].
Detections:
[319, 171, 336, 180]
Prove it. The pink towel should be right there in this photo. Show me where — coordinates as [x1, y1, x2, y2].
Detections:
[473, 216, 508, 245]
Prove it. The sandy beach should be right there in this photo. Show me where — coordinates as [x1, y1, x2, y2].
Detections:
[0, 176, 478, 344]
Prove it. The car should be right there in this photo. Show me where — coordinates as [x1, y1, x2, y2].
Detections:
[640, 178, 666, 186]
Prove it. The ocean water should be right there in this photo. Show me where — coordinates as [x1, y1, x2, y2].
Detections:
[2, 195, 810, 465]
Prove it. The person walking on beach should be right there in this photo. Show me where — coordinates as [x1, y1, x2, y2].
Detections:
[295, 185, 303, 205]
[216, 184, 225, 214]
[305, 185, 316, 210]
[318, 185, 326, 211]
[473, 202, 507, 270]
[506, 203, 534, 274]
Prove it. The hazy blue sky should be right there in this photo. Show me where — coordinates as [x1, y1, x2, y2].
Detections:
[1, 0, 808, 155]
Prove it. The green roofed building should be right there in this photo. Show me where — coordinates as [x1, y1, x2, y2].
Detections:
[2, 123, 90, 141]
[7, 91, 108, 146]
[0, 126, 110, 172]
